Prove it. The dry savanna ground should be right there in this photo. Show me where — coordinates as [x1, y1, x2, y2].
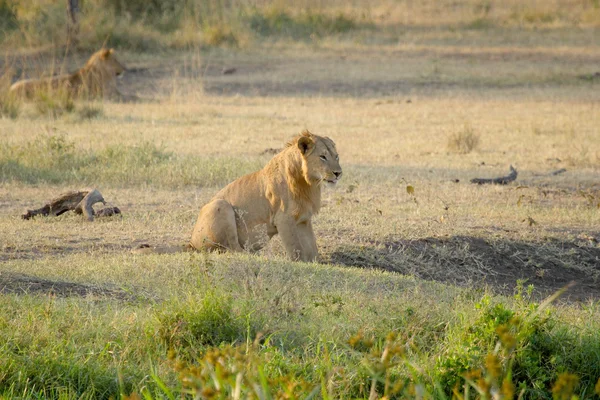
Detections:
[2, 39, 599, 300]
[1, 7, 600, 397]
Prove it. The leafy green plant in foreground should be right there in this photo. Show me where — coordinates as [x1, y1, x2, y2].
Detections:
[135, 283, 600, 399]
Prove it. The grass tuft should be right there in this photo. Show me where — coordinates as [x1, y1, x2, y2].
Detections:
[246, 7, 359, 39]
[156, 290, 253, 356]
[202, 23, 239, 47]
[75, 103, 104, 120]
[0, 68, 20, 119]
[0, 0, 17, 31]
[447, 124, 480, 154]
[34, 87, 75, 118]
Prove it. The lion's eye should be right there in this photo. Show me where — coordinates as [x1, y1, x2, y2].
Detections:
[335, 155, 339, 161]
[319, 155, 327, 162]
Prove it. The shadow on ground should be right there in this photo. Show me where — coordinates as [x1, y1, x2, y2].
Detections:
[326, 235, 600, 302]
[0, 272, 148, 301]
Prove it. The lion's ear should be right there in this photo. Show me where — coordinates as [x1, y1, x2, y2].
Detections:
[297, 135, 315, 155]
[101, 48, 112, 59]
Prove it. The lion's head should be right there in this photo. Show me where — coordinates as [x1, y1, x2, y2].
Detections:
[84, 48, 126, 78]
[295, 130, 342, 186]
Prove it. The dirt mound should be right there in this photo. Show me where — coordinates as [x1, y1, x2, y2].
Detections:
[328, 235, 600, 301]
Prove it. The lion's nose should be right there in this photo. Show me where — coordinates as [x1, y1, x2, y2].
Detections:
[334, 171, 342, 179]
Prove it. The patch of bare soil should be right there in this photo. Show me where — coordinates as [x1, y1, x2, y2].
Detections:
[0, 243, 131, 262]
[0, 272, 146, 301]
[327, 235, 600, 302]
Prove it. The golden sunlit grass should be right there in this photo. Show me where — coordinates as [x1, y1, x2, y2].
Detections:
[1, 1, 600, 398]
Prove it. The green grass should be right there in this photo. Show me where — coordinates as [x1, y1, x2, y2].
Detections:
[245, 6, 361, 39]
[33, 89, 75, 118]
[2, 0, 599, 51]
[1, 253, 599, 399]
[0, 69, 20, 120]
[0, 94, 20, 120]
[0, 295, 148, 398]
[0, 133, 263, 188]
[0, 0, 366, 51]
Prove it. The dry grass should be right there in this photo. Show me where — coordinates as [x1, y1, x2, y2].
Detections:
[1, 4, 600, 397]
[447, 124, 480, 154]
[2, 0, 600, 52]
[0, 67, 20, 119]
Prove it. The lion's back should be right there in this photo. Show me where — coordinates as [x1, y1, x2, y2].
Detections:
[9, 75, 70, 98]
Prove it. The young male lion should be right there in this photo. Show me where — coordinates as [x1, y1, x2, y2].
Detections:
[190, 130, 342, 262]
[9, 48, 130, 100]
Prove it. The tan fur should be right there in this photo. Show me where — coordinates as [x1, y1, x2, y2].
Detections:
[9, 48, 129, 100]
[190, 130, 342, 262]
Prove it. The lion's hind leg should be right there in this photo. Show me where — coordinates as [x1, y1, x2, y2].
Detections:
[190, 199, 243, 252]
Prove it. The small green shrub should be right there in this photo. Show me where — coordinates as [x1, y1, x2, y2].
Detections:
[0, 92, 20, 120]
[435, 284, 600, 399]
[246, 7, 358, 39]
[0, 69, 20, 119]
[8, 1, 66, 47]
[436, 295, 516, 391]
[202, 23, 238, 47]
[87, 14, 165, 52]
[156, 291, 252, 355]
[34, 87, 75, 118]
[103, 0, 179, 19]
[0, 0, 17, 31]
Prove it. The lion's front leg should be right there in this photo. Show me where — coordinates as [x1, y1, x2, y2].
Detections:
[275, 215, 317, 262]
[297, 220, 318, 262]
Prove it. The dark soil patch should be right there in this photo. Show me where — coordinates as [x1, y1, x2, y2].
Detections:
[328, 235, 600, 302]
[0, 272, 145, 301]
[0, 243, 129, 262]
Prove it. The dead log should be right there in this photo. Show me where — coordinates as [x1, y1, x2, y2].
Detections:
[22, 188, 106, 221]
[471, 165, 518, 185]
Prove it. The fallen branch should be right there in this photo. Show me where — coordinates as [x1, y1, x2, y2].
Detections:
[21, 188, 118, 221]
[471, 165, 518, 185]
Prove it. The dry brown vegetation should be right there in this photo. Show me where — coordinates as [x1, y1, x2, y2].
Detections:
[1, 0, 600, 398]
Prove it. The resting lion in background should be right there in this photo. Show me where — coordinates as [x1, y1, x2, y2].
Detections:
[9, 48, 132, 101]
[190, 130, 342, 262]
